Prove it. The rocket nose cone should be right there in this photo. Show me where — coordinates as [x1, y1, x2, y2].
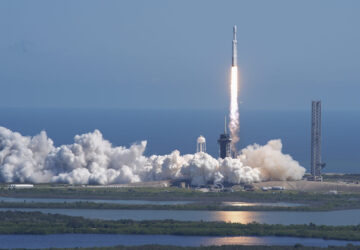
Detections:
[233, 25, 237, 33]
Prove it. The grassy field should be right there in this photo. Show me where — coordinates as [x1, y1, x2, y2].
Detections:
[1, 186, 360, 211]
[0, 185, 357, 201]
[1, 211, 360, 242]
[0, 186, 220, 200]
[0, 200, 359, 211]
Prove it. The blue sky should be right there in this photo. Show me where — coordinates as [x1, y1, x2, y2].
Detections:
[0, 0, 359, 110]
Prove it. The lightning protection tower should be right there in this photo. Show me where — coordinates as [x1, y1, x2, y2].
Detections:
[310, 101, 325, 181]
[196, 135, 206, 153]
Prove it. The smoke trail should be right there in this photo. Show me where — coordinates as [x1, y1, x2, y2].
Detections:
[0, 126, 305, 185]
[229, 65, 239, 153]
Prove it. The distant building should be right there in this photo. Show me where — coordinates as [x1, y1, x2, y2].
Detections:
[309, 101, 325, 181]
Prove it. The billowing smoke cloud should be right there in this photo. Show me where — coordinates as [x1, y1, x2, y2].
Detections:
[0, 127, 305, 185]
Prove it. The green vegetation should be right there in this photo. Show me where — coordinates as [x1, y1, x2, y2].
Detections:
[0, 200, 358, 211]
[4, 244, 358, 250]
[1, 185, 360, 202]
[1, 192, 360, 211]
[0, 186, 224, 200]
[1, 211, 360, 242]
[1, 185, 360, 211]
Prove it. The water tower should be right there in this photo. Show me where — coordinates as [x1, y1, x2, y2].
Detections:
[196, 135, 206, 153]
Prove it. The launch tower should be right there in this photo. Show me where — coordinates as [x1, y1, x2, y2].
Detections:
[218, 117, 232, 159]
[310, 101, 325, 181]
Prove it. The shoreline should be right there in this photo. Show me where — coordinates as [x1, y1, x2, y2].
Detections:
[1, 211, 360, 242]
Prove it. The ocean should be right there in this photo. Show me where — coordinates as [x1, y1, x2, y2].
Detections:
[0, 108, 358, 173]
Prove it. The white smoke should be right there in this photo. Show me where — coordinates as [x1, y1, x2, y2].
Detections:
[0, 126, 305, 185]
[240, 140, 306, 181]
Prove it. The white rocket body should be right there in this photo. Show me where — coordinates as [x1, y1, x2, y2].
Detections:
[229, 25, 239, 155]
[232, 25, 237, 67]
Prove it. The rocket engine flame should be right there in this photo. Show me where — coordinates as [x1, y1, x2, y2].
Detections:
[229, 25, 240, 154]
[229, 66, 239, 152]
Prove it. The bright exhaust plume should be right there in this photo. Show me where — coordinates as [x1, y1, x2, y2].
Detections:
[229, 66, 239, 153]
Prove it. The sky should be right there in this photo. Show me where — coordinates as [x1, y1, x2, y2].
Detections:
[0, 0, 359, 111]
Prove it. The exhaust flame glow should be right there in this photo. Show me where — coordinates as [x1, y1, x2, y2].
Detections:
[229, 66, 239, 153]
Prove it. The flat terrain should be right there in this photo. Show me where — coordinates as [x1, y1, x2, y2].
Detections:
[253, 180, 360, 192]
[1, 184, 360, 211]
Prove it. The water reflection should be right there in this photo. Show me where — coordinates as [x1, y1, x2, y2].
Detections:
[1, 208, 359, 226]
[212, 211, 257, 224]
[0, 234, 359, 248]
[223, 202, 304, 207]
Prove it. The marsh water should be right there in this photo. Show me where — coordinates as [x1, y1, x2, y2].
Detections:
[2, 208, 360, 225]
[0, 234, 359, 248]
[0, 197, 304, 207]
[223, 201, 305, 207]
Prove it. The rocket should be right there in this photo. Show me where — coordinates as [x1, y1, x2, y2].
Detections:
[229, 25, 239, 156]
[232, 25, 237, 67]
